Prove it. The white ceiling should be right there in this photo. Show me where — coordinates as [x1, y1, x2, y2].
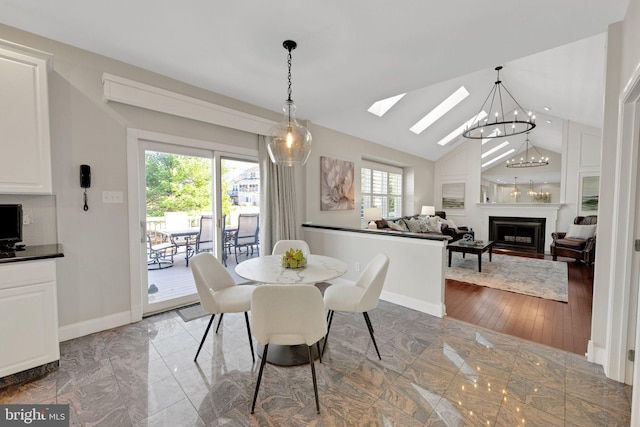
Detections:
[0, 0, 629, 180]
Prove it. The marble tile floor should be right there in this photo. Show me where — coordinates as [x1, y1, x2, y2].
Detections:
[0, 300, 633, 426]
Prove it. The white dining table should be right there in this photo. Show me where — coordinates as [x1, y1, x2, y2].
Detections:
[234, 254, 347, 284]
[235, 254, 348, 366]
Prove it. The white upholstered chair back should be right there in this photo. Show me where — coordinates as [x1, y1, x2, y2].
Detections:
[353, 253, 390, 312]
[271, 240, 311, 255]
[251, 284, 327, 346]
[190, 252, 237, 314]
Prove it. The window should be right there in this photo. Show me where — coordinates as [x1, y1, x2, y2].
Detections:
[361, 160, 403, 218]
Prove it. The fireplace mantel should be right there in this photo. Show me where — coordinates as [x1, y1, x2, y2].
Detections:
[476, 203, 563, 253]
[476, 203, 563, 209]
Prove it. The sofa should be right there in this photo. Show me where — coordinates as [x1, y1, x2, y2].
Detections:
[374, 211, 468, 242]
[434, 211, 469, 242]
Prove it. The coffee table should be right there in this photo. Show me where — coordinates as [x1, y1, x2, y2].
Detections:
[448, 240, 495, 272]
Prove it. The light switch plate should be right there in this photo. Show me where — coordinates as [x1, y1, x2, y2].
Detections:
[102, 191, 124, 203]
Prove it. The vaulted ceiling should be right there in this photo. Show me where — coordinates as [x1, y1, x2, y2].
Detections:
[0, 1, 629, 177]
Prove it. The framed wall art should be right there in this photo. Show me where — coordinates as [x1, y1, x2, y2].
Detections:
[442, 183, 465, 209]
[580, 175, 599, 212]
[320, 156, 355, 211]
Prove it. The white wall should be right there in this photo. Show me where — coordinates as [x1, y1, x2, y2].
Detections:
[303, 227, 447, 317]
[434, 138, 482, 231]
[304, 123, 435, 228]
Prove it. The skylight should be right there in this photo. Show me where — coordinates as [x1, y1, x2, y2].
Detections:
[367, 93, 406, 117]
[481, 141, 510, 159]
[481, 148, 515, 168]
[410, 86, 469, 134]
[437, 111, 488, 146]
[481, 128, 502, 145]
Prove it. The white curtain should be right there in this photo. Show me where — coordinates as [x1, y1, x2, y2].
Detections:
[258, 135, 298, 253]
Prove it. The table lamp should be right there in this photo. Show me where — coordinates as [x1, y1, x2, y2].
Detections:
[363, 207, 382, 229]
[421, 205, 435, 216]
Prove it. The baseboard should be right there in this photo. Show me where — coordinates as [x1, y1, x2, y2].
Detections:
[58, 310, 134, 342]
[380, 290, 445, 318]
[587, 339, 606, 367]
[326, 278, 444, 318]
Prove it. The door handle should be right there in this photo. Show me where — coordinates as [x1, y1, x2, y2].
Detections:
[140, 221, 146, 244]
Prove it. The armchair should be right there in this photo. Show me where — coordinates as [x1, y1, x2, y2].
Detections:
[435, 211, 469, 242]
[551, 215, 597, 264]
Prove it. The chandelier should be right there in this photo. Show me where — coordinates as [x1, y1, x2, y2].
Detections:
[510, 177, 521, 200]
[506, 132, 549, 168]
[463, 66, 536, 139]
[266, 40, 312, 166]
[527, 180, 537, 197]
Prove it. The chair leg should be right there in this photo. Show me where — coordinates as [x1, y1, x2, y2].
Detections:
[194, 314, 215, 361]
[251, 344, 269, 414]
[322, 310, 334, 354]
[215, 313, 224, 333]
[244, 312, 255, 363]
[363, 312, 381, 360]
[316, 341, 322, 363]
[308, 345, 320, 414]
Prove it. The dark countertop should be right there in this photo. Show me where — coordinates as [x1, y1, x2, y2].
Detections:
[302, 223, 450, 241]
[0, 244, 64, 263]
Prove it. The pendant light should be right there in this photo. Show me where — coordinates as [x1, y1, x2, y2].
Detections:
[511, 177, 521, 201]
[463, 66, 536, 139]
[527, 180, 537, 197]
[506, 132, 549, 168]
[266, 40, 312, 166]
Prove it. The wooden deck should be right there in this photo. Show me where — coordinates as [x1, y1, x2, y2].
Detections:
[147, 246, 259, 305]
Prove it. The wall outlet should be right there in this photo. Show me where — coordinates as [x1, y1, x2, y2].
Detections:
[102, 191, 124, 203]
[354, 262, 360, 272]
[23, 209, 33, 225]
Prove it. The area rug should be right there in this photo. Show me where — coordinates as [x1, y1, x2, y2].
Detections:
[446, 253, 568, 302]
[177, 304, 210, 322]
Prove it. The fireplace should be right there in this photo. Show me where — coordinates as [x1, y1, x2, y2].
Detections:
[489, 216, 546, 253]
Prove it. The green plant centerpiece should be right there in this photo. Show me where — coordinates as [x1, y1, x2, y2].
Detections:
[281, 248, 307, 269]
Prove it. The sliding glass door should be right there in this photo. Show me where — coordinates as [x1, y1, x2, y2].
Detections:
[141, 141, 214, 315]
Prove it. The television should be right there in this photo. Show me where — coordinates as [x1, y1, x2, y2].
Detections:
[0, 204, 23, 251]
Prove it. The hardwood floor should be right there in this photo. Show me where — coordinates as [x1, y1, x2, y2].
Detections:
[445, 250, 594, 355]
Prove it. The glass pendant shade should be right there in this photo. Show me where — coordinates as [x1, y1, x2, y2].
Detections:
[267, 100, 312, 166]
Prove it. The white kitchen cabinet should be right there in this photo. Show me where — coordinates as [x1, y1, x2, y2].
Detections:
[0, 40, 53, 194]
[0, 259, 59, 377]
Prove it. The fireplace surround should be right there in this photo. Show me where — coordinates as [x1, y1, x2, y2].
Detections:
[489, 216, 546, 253]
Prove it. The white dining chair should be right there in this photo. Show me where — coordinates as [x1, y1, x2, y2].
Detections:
[189, 252, 257, 362]
[322, 253, 389, 359]
[250, 284, 327, 414]
[271, 239, 310, 255]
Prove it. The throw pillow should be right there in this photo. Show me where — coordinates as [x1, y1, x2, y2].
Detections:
[395, 218, 409, 231]
[565, 224, 596, 239]
[427, 216, 442, 234]
[405, 218, 423, 233]
[388, 222, 404, 231]
[375, 218, 389, 229]
[439, 217, 459, 233]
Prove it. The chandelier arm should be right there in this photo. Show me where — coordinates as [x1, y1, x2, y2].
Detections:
[472, 83, 496, 127]
[528, 144, 545, 159]
[495, 82, 509, 135]
[500, 83, 530, 119]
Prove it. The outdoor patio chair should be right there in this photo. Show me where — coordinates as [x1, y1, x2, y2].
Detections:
[195, 215, 213, 254]
[147, 233, 176, 269]
[233, 213, 260, 263]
